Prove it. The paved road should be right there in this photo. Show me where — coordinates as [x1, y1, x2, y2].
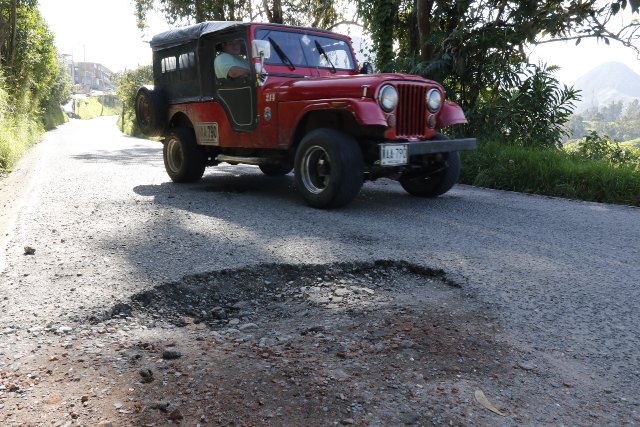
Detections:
[1, 116, 639, 423]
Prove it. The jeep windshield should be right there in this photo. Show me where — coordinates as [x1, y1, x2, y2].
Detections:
[255, 29, 355, 72]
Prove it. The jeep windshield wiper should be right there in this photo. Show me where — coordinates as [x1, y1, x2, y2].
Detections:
[314, 40, 336, 73]
[268, 37, 296, 71]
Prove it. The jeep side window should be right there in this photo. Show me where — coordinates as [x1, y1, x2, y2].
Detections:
[157, 47, 198, 98]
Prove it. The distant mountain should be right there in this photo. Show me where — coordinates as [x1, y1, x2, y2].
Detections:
[572, 62, 640, 113]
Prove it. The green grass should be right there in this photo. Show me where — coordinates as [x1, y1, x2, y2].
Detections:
[42, 107, 68, 130]
[0, 115, 43, 176]
[117, 112, 147, 137]
[75, 96, 120, 120]
[460, 140, 640, 206]
[621, 138, 640, 148]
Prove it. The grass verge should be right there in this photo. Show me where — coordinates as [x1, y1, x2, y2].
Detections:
[460, 141, 640, 206]
[75, 96, 120, 120]
[0, 116, 44, 177]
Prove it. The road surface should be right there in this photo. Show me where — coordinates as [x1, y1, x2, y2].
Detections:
[0, 116, 638, 425]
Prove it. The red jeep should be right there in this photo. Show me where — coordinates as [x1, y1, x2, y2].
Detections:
[135, 21, 476, 208]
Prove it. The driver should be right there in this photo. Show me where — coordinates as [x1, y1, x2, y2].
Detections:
[215, 39, 250, 79]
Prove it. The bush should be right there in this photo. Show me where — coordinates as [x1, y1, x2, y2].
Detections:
[0, 69, 44, 175]
[474, 64, 579, 149]
[0, 114, 43, 176]
[114, 66, 153, 136]
[568, 131, 640, 166]
[460, 140, 640, 206]
[0, 5, 72, 174]
[75, 96, 120, 120]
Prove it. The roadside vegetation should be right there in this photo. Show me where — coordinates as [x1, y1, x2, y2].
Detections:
[114, 65, 153, 136]
[74, 95, 121, 121]
[460, 138, 640, 206]
[0, 1, 70, 177]
[568, 100, 640, 146]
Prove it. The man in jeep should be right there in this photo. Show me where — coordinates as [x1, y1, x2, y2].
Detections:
[214, 39, 250, 79]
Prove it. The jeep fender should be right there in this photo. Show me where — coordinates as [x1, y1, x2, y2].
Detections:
[437, 101, 467, 128]
[281, 99, 388, 146]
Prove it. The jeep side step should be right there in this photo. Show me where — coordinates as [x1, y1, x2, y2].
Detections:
[215, 155, 267, 166]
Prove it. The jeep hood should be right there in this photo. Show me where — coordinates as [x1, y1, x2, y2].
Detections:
[270, 74, 439, 102]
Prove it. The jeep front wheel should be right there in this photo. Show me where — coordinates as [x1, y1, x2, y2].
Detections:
[259, 163, 293, 176]
[294, 129, 364, 208]
[163, 127, 206, 183]
[399, 151, 461, 197]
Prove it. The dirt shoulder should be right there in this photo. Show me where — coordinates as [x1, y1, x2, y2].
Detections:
[0, 139, 49, 273]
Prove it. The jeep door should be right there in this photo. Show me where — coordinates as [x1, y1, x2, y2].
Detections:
[212, 33, 257, 132]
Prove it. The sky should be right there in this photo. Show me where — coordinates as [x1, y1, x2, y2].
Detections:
[39, 0, 640, 84]
[38, 0, 171, 72]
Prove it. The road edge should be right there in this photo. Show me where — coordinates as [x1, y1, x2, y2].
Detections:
[0, 132, 52, 273]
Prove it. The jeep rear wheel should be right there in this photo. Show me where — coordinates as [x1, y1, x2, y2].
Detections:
[400, 151, 461, 197]
[295, 129, 364, 208]
[163, 127, 206, 183]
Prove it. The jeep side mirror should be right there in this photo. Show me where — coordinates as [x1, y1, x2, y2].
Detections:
[252, 40, 271, 59]
[360, 62, 374, 74]
[252, 40, 271, 86]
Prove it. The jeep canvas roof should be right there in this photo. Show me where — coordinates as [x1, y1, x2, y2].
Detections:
[150, 21, 245, 51]
[150, 21, 345, 51]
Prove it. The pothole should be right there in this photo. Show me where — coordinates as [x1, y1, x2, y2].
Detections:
[101, 260, 456, 328]
[95, 260, 518, 426]
[5, 261, 548, 426]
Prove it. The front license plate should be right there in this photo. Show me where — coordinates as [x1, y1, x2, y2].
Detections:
[380, 144, 408, 166]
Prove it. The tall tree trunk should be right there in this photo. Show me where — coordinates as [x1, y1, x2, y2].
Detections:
[262, 0, 272, 22]
[263, 0, 283, 24]
[194, 0, 204, 22]
[272, 0, 282, 24]
[417, 0, 434, 62]
[0, 8, 6, 65]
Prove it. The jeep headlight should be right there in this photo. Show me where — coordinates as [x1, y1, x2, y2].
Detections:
[427, 88, 442, 113]
[378, 85, 398, 112]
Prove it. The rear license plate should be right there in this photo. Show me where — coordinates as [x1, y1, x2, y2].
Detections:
[380, 144, 408, 166]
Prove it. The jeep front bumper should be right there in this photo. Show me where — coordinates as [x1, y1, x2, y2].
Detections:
[378, 138, 477, 166]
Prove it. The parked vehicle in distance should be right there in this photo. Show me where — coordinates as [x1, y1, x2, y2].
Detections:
[136, 21, 476, 208]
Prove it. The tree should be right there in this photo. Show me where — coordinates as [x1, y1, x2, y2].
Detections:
[355, 0, 640, 146]
[135, 0, 247, 27]
[41, 56, 72, 115]
[134, 0, 343, 29]
[567, 114, 587, 140]
[481, 64, 579, 148]
[1, 0, 68, 172]
[600, 100, 624, 122]
[114, 65, 153, 135]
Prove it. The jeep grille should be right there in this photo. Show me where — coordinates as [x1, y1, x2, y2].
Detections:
[396, 84, 427, 138]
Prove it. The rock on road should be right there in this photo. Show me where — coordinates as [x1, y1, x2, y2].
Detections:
[0, 116, 639, 425]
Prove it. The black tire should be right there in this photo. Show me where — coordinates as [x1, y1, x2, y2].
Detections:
[163, 127, 206, 183]
[400, 150, 461, 197]
[135, 87, 167, 137]
[259, 163, 293, 176]
[294, 128, 364, 208]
